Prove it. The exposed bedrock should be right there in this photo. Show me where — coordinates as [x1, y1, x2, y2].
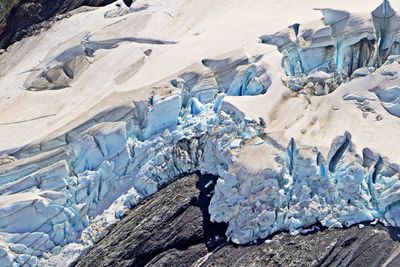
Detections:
[199, 224, 400, 267]
[74, 173, 227, 267]
[260, 0, 400, 93]
[76, 173, 400, 267]
[0, 0, 118, 49]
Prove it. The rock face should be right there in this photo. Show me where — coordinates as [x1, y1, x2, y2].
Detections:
[75, 173, 227, 267]
[0, 0, 116, 49]
[75, 173, 400, 267]
[199, 225, 400, 267]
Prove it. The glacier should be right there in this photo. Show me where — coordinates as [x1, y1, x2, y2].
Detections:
[209, 132, 400, 244]
[0, 53, 268, 266]
[1, 1, 400, 266]
[261, 0, 400, 94]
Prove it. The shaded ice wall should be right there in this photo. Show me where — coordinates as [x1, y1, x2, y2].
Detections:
[261, 1, 400, 93]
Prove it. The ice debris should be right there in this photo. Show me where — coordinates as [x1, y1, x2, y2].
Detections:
[261, 0, 400, 94]
[0, 54, 269, 265]
[209, 132, 400, 244]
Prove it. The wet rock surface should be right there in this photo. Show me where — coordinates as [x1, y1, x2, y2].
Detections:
[76, 173, 400, 267]
[0, 0, 116, 49]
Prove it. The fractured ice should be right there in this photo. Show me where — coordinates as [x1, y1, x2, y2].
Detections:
[209, 132, 400, 244]
[0, 53, 268, 266]
[261, 0, 400, 93]
[2, 2, 400, 266]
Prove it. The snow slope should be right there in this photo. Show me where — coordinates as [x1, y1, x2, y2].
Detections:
[1, 0, 400, 266]
[0, 0, 392, 153]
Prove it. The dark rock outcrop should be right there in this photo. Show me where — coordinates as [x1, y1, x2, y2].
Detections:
[0, 0, 116, 49]
[75, 173, 227, 267]
[199, 225, 400, 267]
[76, 173, 400, 267]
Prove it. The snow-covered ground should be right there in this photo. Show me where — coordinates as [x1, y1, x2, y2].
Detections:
[1, 0, 400, 266]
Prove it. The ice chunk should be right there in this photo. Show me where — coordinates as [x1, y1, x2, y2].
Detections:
[261, 1, 400, 93]
[227, 64, 271, 96]
[213, 93, 225, 112]
[342, 93, 369, 102]
[190, 97, 206, 116]
[202, 54, 271, 96]
[142, 94, 182, 139]
[209, 131, 400, 244]
[306, 71, 332, 83]
[316, 9, 350, 26]
[229, 139, 242, 149]
[327, 131, 352, 173]
[104, 0, 130, 18]
[351, 67, 374, 79]
[0, 192, 68, 233]
[84, 122, 128, 160]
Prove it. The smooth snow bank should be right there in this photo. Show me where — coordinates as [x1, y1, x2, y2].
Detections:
[0, 0, 387, 153]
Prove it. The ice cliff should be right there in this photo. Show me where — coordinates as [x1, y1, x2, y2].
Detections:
[1, 1, 400, 266]
[260, 0, 400, 93]
[0, 54, 268, 266]
[209, 0, 400, 247]
[209, 132, 400, 244]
